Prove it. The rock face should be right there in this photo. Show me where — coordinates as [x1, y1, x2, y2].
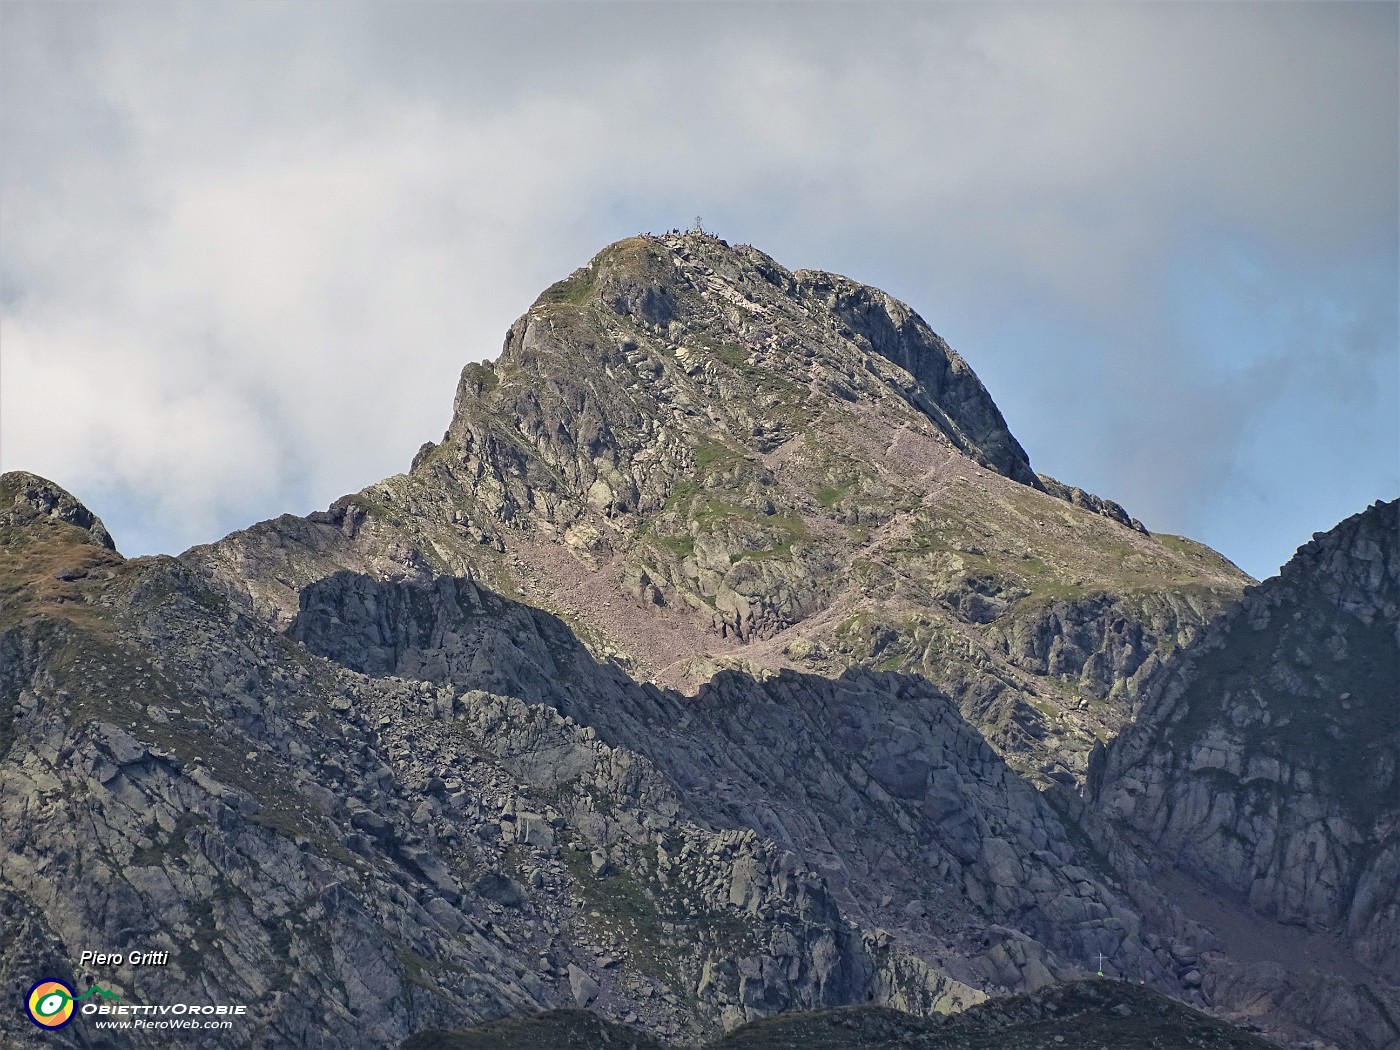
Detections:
[2, 486, 983, 1047]
[1087, 498, 1400, 1048]
[3, 477, 1203, 1048]
[288, 568, 1187, 1008]
[184, 232, 1249, 789]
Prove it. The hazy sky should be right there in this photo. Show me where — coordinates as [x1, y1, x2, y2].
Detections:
[3, 3, 1396, 580]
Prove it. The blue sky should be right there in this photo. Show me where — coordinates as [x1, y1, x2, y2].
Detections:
[2, 2, 1395, 580]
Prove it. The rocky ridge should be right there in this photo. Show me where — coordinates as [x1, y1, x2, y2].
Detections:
[1, 483, 978, 1047]
[1081, 498, 1400, 1049]
[2, 470, 116, 550]
[407, 979, 1277, 1049]
[2, 473, 1255, 1049]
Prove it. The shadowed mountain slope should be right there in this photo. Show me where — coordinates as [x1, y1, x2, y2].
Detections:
[1083, 498, 1400, 1049]
[0, 473, 1260, 1048]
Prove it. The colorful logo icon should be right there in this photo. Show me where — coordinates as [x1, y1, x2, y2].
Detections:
[26, 979, 76, 1029]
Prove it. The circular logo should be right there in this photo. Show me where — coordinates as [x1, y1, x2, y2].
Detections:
[26, 979, 76, 1029]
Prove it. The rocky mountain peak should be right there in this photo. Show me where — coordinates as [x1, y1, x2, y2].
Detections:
[1279, 497, 1398, 623]
[3, 244, 1393, 1047]
[787, 266, 1037, 485]
[185, 235, 1251, 789]
[0, 470, 117, 551]
[446, 232, 1036, 491]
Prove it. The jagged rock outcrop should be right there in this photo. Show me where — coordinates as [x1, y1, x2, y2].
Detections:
[1, 470, 116, 550]
[183, 232, 1249, 788]
[1036, 473, 1144, 533]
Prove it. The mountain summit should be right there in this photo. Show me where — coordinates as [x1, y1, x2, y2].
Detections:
[447, 232, 1040, 495]
[188, 232, 1248, 784]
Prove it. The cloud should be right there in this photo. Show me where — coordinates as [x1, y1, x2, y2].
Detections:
[2, 2, 1394, 577]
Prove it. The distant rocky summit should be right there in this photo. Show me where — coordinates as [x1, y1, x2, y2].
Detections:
[1, 234, 1393, 1050]
[186, 232, 1250, 789]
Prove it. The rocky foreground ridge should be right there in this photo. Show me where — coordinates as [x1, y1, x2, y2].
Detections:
[1, 235, 1395, 1050]
[406, 979, 1278, 1049]
[2, 471, 1205, 1048]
